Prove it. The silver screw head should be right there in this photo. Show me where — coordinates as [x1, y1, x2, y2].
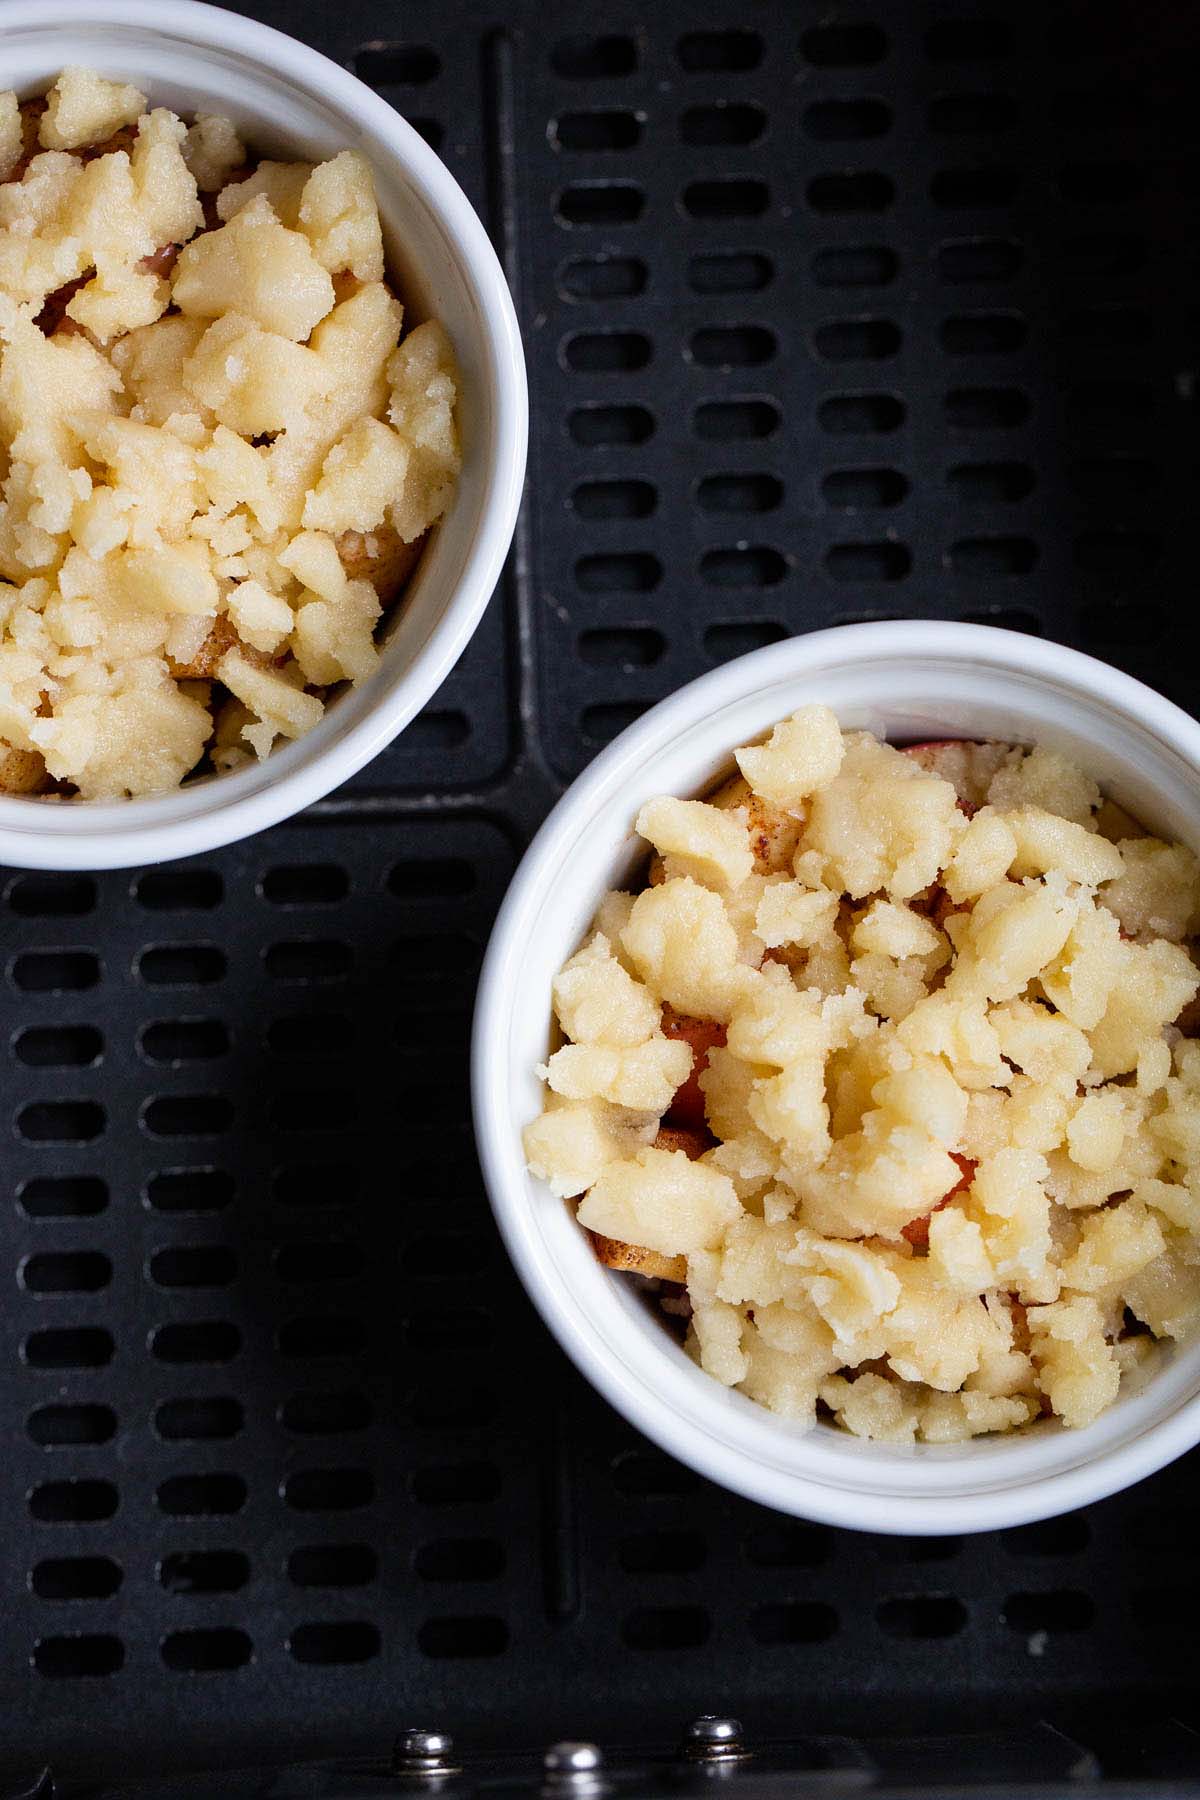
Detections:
[543, 1742, 604, 1776]
[393, 1729, 457, 1775]
[684, 1717, 746, 1760]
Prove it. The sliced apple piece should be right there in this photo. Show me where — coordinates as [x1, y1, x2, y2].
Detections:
[900, 739, 1012, 815]
[167, 613, 281, 681]
[139, 241, 180, 279]
[654, 1123, 712, 1161]
[587, 1126, 708, 1281]
[707, 770, 805, 874]
[0, 742, 50, 794]
[909, 882, 965, 931]
[588, 1233, 686, 1283]
[901, 1153, 976, 1249]
[336, 522, 425, 604]
[660, 1005, 726, 1133]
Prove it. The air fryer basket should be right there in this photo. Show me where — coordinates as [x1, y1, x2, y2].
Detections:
[5, 1, 1199, 1793]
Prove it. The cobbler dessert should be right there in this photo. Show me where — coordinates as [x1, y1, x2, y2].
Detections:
[0, 67, 460, 798]
[526, 709, 1200, 1442]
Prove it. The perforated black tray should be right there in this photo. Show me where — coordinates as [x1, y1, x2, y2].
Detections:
[7, 0, 1200, 1790]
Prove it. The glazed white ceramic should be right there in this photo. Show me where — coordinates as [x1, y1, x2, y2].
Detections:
[473, 622, 1200, 1532]
[0, 0, 527, 867]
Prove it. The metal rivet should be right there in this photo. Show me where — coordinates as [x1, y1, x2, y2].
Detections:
[684, 1717, 748, 1762]
[392, 1729, 459, 1778]
[544, 1742, 603, 1774]
[543, 1743, 606, 1792]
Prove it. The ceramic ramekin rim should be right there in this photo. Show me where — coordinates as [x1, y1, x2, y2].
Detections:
[0, 0, 527, 868]
[472, 621, 1200, 1532]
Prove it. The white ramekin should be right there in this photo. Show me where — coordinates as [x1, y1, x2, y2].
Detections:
[473, 621, 1200, 1533]
[0, 0, 526, 868]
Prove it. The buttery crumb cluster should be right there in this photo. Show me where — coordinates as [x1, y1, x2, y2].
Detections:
[0, 67, 460, 798]
[525, 709, 1200, 1442]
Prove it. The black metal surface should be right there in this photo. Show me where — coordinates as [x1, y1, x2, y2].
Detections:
[22, 1722, 1200, 1800]
[6, 0, 1200, 1787]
